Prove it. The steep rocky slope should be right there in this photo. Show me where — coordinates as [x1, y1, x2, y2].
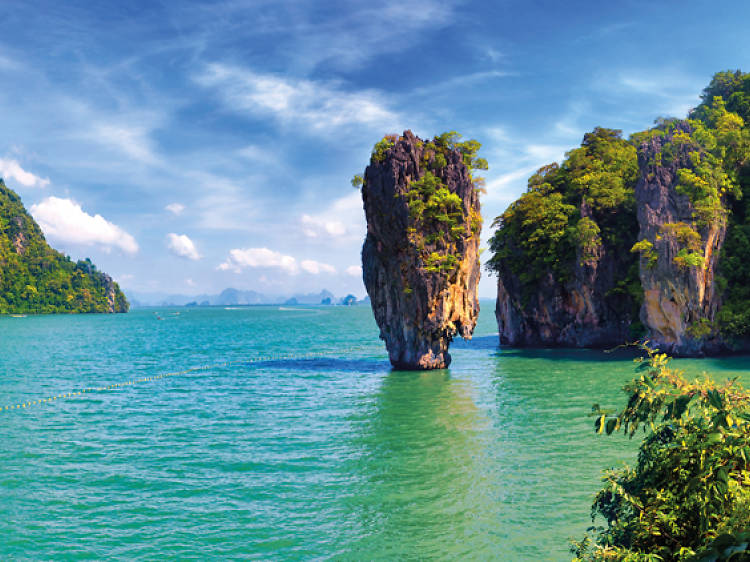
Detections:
[360, 131, 484, 369]
[489, 70, 750, 356]
[489, 128, 642, 348]
[0, 179, 128, 313]
[633, 123, 726, 354]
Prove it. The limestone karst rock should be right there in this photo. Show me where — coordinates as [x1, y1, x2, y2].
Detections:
[490, 128, 641, 349]
[488, 79, 750, 356]
[634, 122, 726, 355]
[360, 131, 483, 369]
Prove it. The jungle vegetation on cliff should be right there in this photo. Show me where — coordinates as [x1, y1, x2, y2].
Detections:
[488, 70, 750, 353]
[0, 179, 128, 313]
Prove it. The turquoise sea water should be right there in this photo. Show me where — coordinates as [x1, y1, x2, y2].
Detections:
[2, 305, 749, 560]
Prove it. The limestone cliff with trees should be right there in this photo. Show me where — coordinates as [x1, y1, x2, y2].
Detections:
[489, 70, 750, 356]
[358, 130, 485, 369]
[0, 179, 128, 314]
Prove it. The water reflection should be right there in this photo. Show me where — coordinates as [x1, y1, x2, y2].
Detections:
[345, 369, 499, 559]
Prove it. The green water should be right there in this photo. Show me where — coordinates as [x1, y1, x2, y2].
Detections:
[2, 305, 749, 560]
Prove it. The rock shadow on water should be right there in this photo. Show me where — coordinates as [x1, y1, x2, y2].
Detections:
[233, 357, 390, 374]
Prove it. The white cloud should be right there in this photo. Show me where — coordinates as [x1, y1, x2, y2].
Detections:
[346, 265, 362, 277]
[301, 214, 347, 238]
[300, 259, 336, 274]
[218, 248, 337, 275]
[218, 247, 298, 274]
[299, 192, 364, 239]
[167, 233, 201, 260]
[0, 158, 50, 188]
[91, 122, 160, 165]
[166, 202, 185, 215]
[196, 63, 400, 133]
[30, 196, 138, 254]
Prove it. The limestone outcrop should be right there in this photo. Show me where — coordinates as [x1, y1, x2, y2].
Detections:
[360, 131, 482, 369]
[634, 123, 726, 355]
[495, 198, 637, 348]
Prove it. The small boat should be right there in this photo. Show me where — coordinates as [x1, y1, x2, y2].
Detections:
[10, 314, 26, 318]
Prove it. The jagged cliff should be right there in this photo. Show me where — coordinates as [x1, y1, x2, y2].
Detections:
[489, 70, 750, 356]
[360, 131, 484, 369]
[490, 128, 642, 348]
[634, 123, 726, 355]
[0, 179, 128, 313]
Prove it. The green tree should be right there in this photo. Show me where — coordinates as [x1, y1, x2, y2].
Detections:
[573, 347, 750, 561]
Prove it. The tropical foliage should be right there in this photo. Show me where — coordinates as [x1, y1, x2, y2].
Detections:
[365, 131, 485, 277]
[487, 127, 641, 312]
[572, 346, 750, 561]
[0, 179, 128, 314]
[487, 70, 750, 342]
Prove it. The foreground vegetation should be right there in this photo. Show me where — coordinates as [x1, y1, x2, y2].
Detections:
[573, 346, 750, 561]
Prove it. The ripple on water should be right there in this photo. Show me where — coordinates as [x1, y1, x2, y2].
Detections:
[1, 306, 749, 560]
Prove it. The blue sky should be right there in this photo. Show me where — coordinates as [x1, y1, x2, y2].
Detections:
[0, 1, 748, 299]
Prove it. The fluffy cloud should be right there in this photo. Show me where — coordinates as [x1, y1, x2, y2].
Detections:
[218, 247, 298, 274]
[218, 248, 336, 275]
[301, 214, 347, 238]
[299, 192, 365, 239]
[301, 260, 336, 274]
[196, 63, 400, 133]
[345, 265, 362, 277]
[30, 196, 138, 254]
[165, 202, 185, 215]
[0, 158, 50, 188]
[167, 233, 201, 260]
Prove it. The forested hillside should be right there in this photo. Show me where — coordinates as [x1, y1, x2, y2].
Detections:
[0, 180, 128, 314]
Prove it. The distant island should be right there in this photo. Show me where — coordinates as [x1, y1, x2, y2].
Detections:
[488, 70, 750, 356]
[127, 287, 368, 308]
[0, 179, 127, 314]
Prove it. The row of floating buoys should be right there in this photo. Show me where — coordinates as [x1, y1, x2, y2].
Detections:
[0, 345, 369, 414]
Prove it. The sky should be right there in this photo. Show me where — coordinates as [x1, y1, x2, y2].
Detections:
[0, 1, 748, 300]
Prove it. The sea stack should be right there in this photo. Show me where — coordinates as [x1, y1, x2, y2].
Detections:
[360, 130, 484, 369]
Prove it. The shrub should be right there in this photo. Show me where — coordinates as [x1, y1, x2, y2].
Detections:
[572, 346, 750, 561]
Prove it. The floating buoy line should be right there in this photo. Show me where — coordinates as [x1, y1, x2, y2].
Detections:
[1, 346, 374, 414]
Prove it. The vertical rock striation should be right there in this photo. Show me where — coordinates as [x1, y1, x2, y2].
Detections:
[634, 123, 726, 355]
[361, 131, 482, 369]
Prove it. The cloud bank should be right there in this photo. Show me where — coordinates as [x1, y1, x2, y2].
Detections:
[218, 247, 335, 275]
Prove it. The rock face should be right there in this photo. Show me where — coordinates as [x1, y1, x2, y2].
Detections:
[635, 123, 725, 355]
[491, 122, 738, 356]
[361, 131, 481, 369]
[495, 199, 636, 348]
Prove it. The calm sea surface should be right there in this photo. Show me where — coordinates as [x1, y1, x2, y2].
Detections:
[2, 304, 749, 560]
